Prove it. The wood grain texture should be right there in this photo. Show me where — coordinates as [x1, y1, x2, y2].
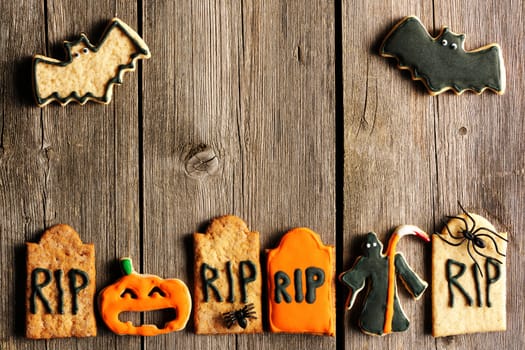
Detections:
[141, 0, 334, 348]
[343, 0, 524, 349]
[39, 2, 142, 349]
[0, 0, 523, 349]
[432, 1, 525, 349]
[0, 0, 47, 348]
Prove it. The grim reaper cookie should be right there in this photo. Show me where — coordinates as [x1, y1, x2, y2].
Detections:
[32, 17, 150, 106]
[339, 226, 429, 336]
[193, 215, 263, 334]
[432, 203, 508, 337]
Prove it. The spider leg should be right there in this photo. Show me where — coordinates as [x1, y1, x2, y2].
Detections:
[476, 234, 506, 257]
[467, 240, 483, 277]
[222, 314, 236, 328]
[446, 215, 471, 234]
[434, 232, 466, 247]
[442, 219, 465, 240]
[457, 202, 477, 229]
[472, 226, 508, 242]
[472, 242, 504, 265]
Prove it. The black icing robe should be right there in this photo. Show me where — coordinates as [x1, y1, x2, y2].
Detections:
[340, 251, 427, 335]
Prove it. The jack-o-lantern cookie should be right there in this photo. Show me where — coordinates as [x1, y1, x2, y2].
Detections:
[98, 257, 191, 336]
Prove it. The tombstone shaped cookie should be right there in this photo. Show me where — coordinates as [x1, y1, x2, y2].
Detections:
[193, 215, 262, 334]
[266, 227, 335, 336]
[432, 204, 508, 336]
[26, 224, 96, 338]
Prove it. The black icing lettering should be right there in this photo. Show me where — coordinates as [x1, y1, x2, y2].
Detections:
[68, 269, 89, 314]
[54, 269, 64, 314]
[226, 261, 235, 303]
[239, 260, 257, 303]
[305, 267, 325, 304]
[30, 268, 52, 314]
[274, 271, 292, 303]
[201, 263, 223, 302]
[485, 258, 501, 307]
[294, 268, 304, 303]
[472, 263, 482, 307]
[446, 259, 473, 307]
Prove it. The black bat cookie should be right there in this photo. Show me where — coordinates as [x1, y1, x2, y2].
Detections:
[380, 16, 505, 95]
[33, 18, 150, 107]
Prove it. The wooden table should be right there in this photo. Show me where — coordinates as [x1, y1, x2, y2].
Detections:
[1, 1, 523, 349]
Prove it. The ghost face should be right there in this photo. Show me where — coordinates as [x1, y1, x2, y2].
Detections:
[363, 233, 383, 258]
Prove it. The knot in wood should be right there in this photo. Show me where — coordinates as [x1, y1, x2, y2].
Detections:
[185, 145, 219, 178]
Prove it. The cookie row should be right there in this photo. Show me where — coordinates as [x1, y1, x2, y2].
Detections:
[26, 205, 507, 339]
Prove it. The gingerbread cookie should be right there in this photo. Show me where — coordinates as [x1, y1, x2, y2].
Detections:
[193, 215, 263, 334]
[339, 226, 429, 336]
[432, 203, 508, 337]
[266, 227, 335, 336]
[33, 17, 150, 106]
[98, 257, 191, 336]
[380, 16, 505, 95]
[26, 224, 96, 338]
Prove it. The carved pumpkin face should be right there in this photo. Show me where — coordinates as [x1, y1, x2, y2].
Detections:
[99, 258, 192, 336]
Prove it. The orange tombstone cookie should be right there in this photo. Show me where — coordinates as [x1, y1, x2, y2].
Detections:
[266, 227, 335, 336]
[98, 257, 191, 336]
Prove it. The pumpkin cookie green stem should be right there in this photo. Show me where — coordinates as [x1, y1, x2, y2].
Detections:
[120, 257, 135, 276]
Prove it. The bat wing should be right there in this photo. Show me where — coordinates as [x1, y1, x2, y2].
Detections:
[33, 18, 150, 107]
[91, 18, 151, 101]
[380, 16, 505, 95]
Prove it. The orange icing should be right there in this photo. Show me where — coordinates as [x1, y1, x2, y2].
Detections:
[99, 260, 191, 336]
[267, 228, 335, 336]
[384, 233, 400, 334]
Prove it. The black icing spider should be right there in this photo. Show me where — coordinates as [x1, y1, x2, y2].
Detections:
[222, 303, 257, 329]
[436, 202, 508, 276]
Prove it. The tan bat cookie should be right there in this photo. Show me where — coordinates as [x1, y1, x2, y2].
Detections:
[32, 17, 150, 107]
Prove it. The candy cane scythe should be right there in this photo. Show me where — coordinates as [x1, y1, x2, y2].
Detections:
[383, 225, 430, 334]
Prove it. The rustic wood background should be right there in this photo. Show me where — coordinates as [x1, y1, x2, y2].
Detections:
[0, 0, 523, 349]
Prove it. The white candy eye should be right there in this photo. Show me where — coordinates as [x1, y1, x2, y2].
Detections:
[441, 39, 448, 46]
[372, 242, 377, 247]
[82, 47, 89, 54]
[73, 52, 80, 59]
[450, 43, 458, 50]
[366, 243, 371, 248]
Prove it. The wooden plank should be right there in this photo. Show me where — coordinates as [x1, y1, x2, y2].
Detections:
[342, 0, 436, 349]
[0, 0, 47, 348]
[238, 0, 335, 348]
[432, 0, 525, 349]
[142, 0, 335, 348]
[142, 0, 237, 348]
[343, 0, 525, 349]
[10, 0, 141, 348]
